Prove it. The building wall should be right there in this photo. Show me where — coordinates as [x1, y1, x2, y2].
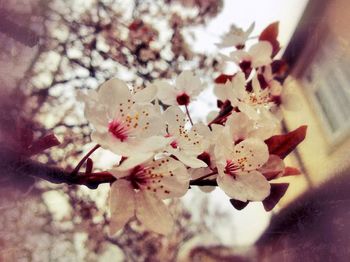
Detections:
[277, 0, 350, 206]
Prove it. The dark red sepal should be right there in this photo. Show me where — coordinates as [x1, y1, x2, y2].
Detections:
[284, 166, 301, 177]
[265, 125, 307, 159]
[208, 100, 234, 126]
[230, 199, 250, 210]
[197, 152, 211, 167]
[263, 183, 289, 211]
[214, 74, 235, 84]
[176, 93, 190, 105]
[259, 22, 281, 57]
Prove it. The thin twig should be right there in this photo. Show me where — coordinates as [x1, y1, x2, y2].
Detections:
[185, 105, 194, 126]
[71, 144, 100, 175]
[191, 171, 217, 183]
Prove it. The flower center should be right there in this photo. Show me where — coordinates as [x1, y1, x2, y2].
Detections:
[247, 92, 270, 106]
[129, 165, 148, 189]
[176, 93, 190, 106]
[165, 134, 179, 149]
[170, 140, 178, 149]
[108, 119, 129, 142]
[224, 160, 240, 178]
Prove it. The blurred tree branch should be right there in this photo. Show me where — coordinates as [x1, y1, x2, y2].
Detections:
[0, 145, 217, 190]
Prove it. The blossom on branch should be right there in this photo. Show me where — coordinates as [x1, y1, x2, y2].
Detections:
[109, 156, 189, 235]
[155, 71, 203, 106]
[162, 106, 209, 168]
[65, 20, 309, 233]
[227, 41, 273, 73]
[216, 22, 255, 49]
[79, 78, 168, 158]
[215, 133, 270, 202]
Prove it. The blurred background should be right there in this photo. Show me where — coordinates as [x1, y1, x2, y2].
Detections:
[1, 0, 350, 261]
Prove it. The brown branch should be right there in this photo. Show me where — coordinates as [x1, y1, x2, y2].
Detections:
[0, 146, 217, 190]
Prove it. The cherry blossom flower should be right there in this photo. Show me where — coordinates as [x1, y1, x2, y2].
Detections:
[109, 156, 189, 235]
[214, 71, 246, 103]
[215, 132, 270, 202]
[155, 71, 203, 106]
[225, 111, 279, 141]
[187, 123, 222, 193]
[228, 41, 273, 69]
[68, 19, 309, 225]
[79, 78, 168, 157]
[215, 73, 281, 121]
[162, 106, 209, 168]
[216, 22, 255, 49]
[256, 65, 299, 111]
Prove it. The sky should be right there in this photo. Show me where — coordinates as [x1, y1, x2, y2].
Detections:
[188, 0, 309, 54]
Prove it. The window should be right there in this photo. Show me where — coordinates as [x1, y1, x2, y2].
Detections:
[303, 35, 350, 146]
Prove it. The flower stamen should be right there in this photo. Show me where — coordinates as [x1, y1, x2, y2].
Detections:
[108, 119, 129, 142]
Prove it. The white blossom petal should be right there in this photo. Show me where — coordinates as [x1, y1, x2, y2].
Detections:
[230, 50, 251, 65]
[156, 80, 177, 105]
[109, 180, 135, 235]
[226, 112, 254, 142]
[175, 71, 202, 96]
[217, 171, 270, 201]
[135, 191, 174, 235]
[98, 78, 131, 109]
[163, 106, 187, 134]
[150, 157, 190, 199]
[137, 136, 170, 153]
[84, 105, 109, 131]
[233, 138, 269, 171]
[113, 154, 153, 172]
[134, 83, 157, 103]
[249, 41, 273, 68]
[172, 150, 207, 168]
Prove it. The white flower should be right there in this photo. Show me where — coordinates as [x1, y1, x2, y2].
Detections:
[225, 111, 278, 141]
[109, 156, 189, 235]
[163, 106, 209, 168]
[218, 73, 279, 121]
[79, 78, 168, 157]
[216, 22, 255, 48]
[229, 41, 273, 69]
[214, 71, 246, 103]
[257, 65, 300, 111]
[215, 133, 270, 202]
[187, 124, 221, 193]
[156, 71, 203, 106]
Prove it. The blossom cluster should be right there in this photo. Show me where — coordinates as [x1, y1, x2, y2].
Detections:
[79, 22, 306, 235]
